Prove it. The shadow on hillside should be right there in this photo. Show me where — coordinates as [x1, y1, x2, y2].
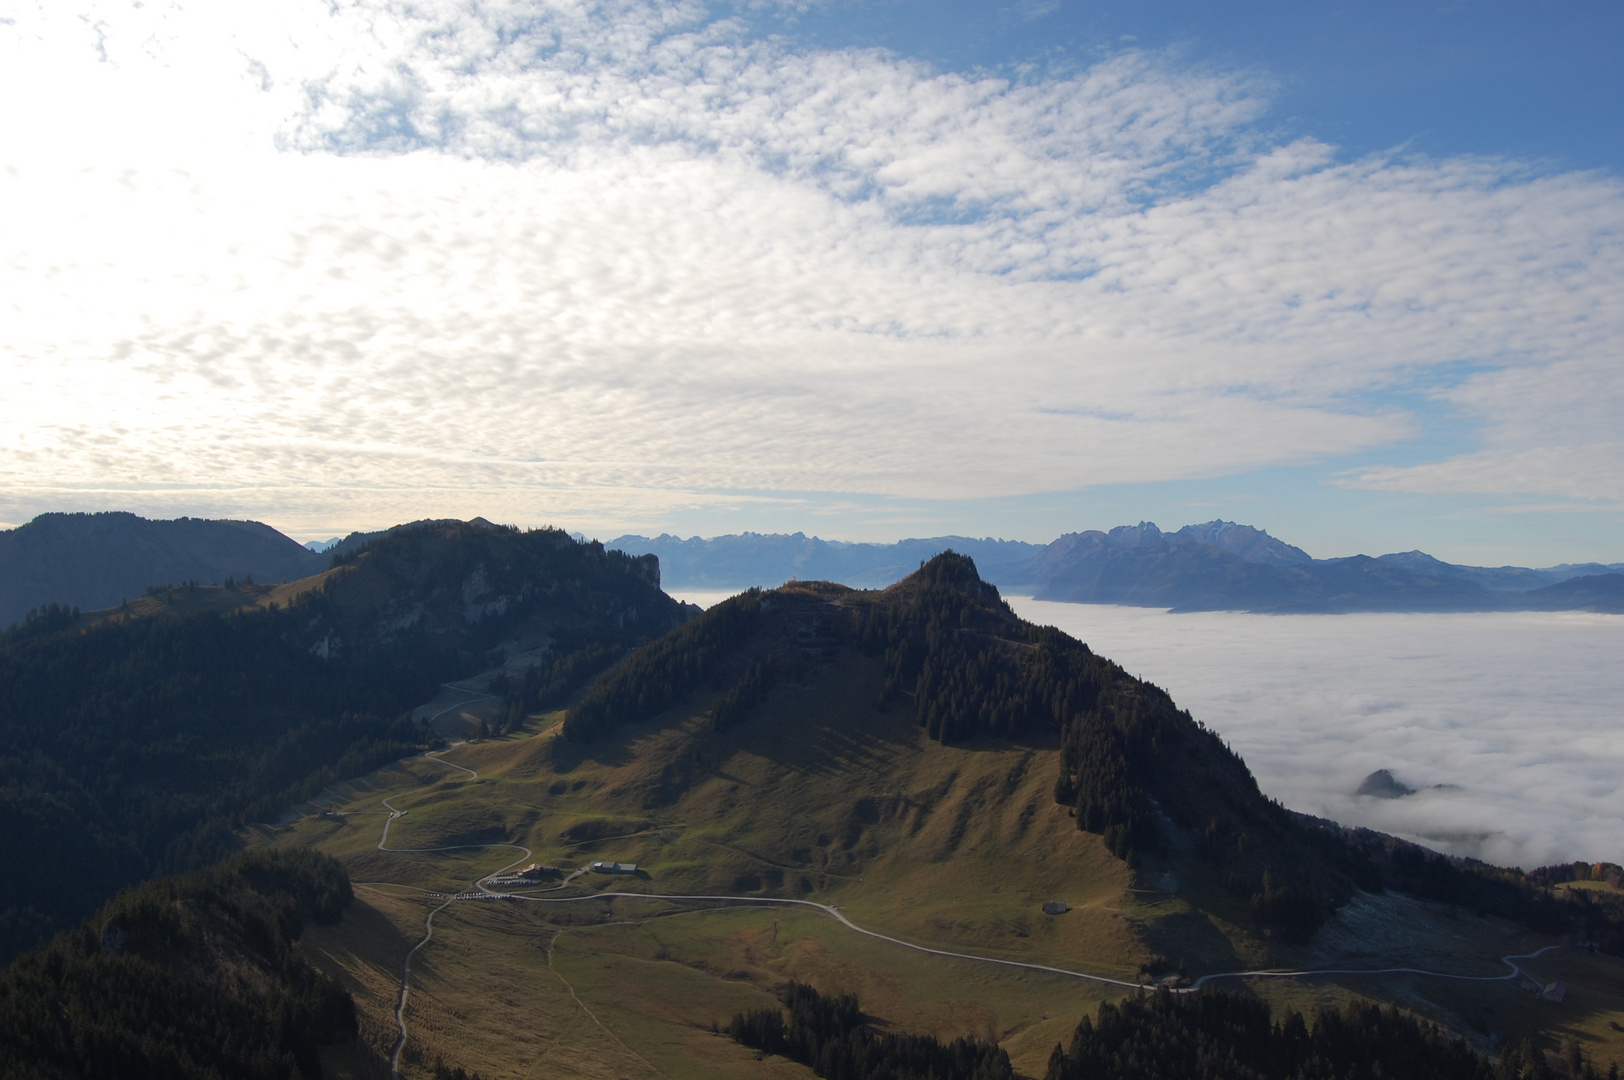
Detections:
[733, 699, 1063, 781]
[545, 732, 638, 773]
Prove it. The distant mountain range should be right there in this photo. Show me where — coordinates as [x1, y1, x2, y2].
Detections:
[611, 521, 1624, 613]
[605, 531, 1046, 591]
[5, 513, 1620, 624]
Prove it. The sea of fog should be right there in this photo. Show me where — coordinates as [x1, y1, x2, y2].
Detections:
[669, 589, 1624, 870]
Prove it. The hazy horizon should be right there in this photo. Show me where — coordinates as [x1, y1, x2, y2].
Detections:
[6, 511, 1619, 573]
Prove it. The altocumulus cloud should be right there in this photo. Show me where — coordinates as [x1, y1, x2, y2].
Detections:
[1, 1, 1622, 534]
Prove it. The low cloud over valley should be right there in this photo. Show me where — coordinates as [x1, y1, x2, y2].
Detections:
[1008, 599, 1624, 871]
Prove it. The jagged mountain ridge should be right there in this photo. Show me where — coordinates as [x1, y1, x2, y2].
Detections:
[1028, 522, 1624, 612]
[8, 512, 1615, 623]
[562, 554, 1353, 938]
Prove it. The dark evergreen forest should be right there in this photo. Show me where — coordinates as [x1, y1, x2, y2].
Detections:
[563, 587, 772, 741]
[0, 848, 359, 1080]
[728, 981, 1014, 1080]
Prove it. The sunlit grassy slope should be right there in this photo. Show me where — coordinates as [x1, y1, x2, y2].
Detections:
[283, 684, 1145, 1078]
[259, 567, 1624, 1078]
[267, 654, 1624, 1079]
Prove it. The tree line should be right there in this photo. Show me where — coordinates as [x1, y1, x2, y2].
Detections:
[486, 632, 631, 736]
[710, 654, 776, 732]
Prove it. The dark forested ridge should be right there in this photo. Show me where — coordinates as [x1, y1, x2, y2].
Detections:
[0, 511, 326, 626]
[0, 848, 360, 1080]
[0, 519, 689, 963]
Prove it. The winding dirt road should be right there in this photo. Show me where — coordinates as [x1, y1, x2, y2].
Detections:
[361, 748, 1570, 1079]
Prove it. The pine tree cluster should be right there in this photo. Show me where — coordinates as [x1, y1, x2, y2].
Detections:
[727, 981, 1013, 1080]
[710, 655, 776, 732]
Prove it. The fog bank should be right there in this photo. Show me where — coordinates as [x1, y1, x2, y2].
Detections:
[1009, 599, 1624, 870]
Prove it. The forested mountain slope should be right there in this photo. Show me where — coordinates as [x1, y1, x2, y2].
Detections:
[0, 512, 325, 625]
[0, 848, 361, 1080]
[0, 519, 688, 963]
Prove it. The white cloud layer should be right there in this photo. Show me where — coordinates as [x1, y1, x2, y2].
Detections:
[2, 1, 1623, 534]
[1007, 598, 1624, 871]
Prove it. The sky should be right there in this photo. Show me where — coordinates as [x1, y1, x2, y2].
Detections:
[674, 587, 1624, 870]
[2, 1, 1622, 565]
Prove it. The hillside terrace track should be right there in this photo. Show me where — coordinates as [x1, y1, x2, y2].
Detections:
[1185, 945, 1567, 990]
[422, 681, 496, 728]
[361, 749, 1575, 1077]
